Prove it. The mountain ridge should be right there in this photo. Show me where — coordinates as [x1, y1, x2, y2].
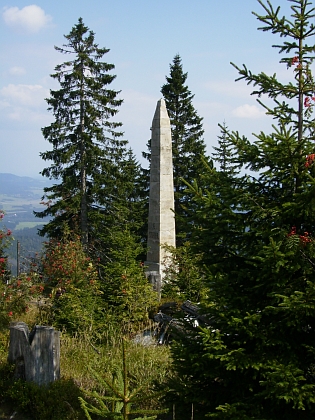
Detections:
[0, 173, 51, 198]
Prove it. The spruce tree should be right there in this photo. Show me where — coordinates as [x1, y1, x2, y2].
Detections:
[211, 121, 240, 175]
[169, 1, 315, 419]
[100, 227, 158, 329]
[162, 55, 208, 244]
[143, 55, 208, 245]
[36, 18, 127, 246]
[94, 149, 148, 261]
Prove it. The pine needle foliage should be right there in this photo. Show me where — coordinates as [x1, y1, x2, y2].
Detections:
[143, 55, 209, 245]
[161, 243, 207, 303]
[100, 228, 158, 330]
[36, 18, 131, 246]
[162, 55, 209, 244]
[169, 1, 315, 419]
[79, 339, 167, 420]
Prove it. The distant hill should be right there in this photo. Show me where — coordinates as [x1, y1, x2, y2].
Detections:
[0, 172, 53, 229]
[0, 173, 49, 198]
[0, 173, 53, 275]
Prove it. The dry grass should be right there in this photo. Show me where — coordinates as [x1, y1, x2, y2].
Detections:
[0, 307, 173, 410]
[0, 295, 174, 420]
[59, 325, 172, 394]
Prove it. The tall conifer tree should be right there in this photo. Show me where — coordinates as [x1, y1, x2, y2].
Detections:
[36, 19, 129, 246]
[94, 149, 148, 260]
[143, 55, 208, 245]
[169, 1, 315, 419]
[162, 55, 207, 243]
[212, 122, 240, 175]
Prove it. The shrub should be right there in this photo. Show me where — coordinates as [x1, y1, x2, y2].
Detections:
[39, 234, 105, 337]
[0, 272, 44, 331]
[1, 370, 85, 420]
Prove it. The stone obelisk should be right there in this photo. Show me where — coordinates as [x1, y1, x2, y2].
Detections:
[146, 98, 176, 293]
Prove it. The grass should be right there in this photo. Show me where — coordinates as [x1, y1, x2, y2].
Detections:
[60, 331, 172, 386]
[0, 305, 173, 420]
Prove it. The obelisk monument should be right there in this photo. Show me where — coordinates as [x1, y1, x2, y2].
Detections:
[146, 98, 176, 292]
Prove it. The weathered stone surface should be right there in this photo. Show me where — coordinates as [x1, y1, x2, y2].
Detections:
[8, 322, 60, 386]
[146, 99, 176, 286]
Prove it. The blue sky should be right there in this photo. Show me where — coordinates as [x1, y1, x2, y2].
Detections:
[0, 0, 300, 177]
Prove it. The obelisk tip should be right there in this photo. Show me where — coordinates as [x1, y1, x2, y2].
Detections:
[153, 98, 169, 124]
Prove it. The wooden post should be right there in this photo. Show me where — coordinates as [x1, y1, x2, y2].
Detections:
[8, 322, 60, 386]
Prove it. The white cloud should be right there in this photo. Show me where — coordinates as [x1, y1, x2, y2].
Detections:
[9, 66, 26, 75]
[232, 104, 265, 119]
[0, 100, 10, 110]
[6, 108, 47, 122]
[0, 83, 49, 123]
[2, 5, 52, 33]
[1, 83, 47, 107]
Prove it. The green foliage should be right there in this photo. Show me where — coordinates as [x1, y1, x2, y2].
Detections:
[1, 375, 85, 420]
[0, 353, 86, 419]
[58, 331, 172, 402]
[101, 229, 158, 330]
[95, 149, 149, 264]
[35, 18, 139, 248]
[79, 339, 167, 420]
[0, 290, 173, 419]
[161, 54, 206, 196]
[39, 233, 105, 335]
[168, 1, 315, 419]
[0, 272, 44, 331]
[162, 243, 207, 303]
[212, 122, 241, 176]
[143, 55, 209, 245]
[0, 210, 12, 283]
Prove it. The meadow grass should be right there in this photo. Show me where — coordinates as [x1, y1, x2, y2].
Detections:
[0, 305, 173, 419]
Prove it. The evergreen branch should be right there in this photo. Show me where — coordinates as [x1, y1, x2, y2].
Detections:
[299, 250, 315, 267]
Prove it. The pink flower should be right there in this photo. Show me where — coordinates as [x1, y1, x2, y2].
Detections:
[291, 56, 299, 65]
[304, 97, 311, 108]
